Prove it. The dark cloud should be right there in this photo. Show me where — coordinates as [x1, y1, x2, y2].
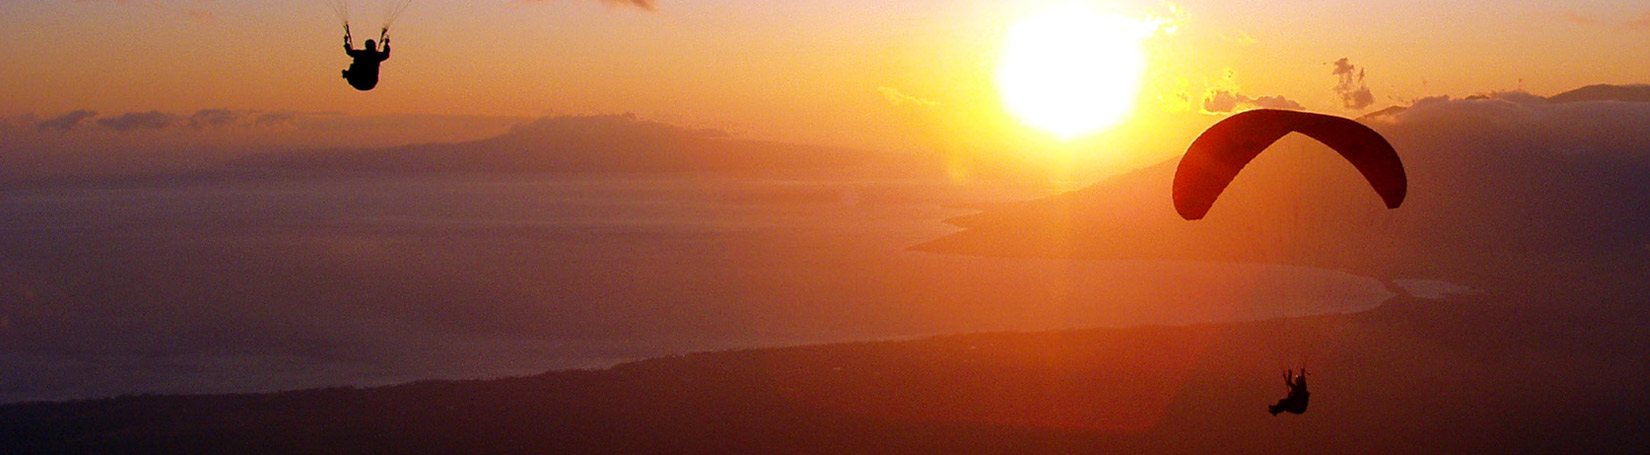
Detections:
[1201, 90, 1240, 113]
[1201, 90, 1303, 113]
[1461, 90, 1548, 104]
[1249, 95, 1305, 110]
[28, 109, 304, 133]
[253, 111, 301, 128]
[514, 0, 658, 11]
[1200, 68, 1306, 114]
[98, 111, 177, 131]
[37, 110, 99, 131]
[1332, 58, 1375, 110]
[189, 109, 244, 129]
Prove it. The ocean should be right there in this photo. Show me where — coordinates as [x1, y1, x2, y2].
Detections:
[0, 174, 1408, 403]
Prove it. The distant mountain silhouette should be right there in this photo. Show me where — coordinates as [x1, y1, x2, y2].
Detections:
[1547, 84, 1650, 104]
[232, 114, 940, 178]
[1359, 84, 1650, 120]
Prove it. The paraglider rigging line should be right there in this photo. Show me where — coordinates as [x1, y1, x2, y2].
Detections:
[325, 0, 413, 35]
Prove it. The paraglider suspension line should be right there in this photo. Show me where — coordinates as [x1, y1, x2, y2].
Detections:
[382, 0, 414, 31]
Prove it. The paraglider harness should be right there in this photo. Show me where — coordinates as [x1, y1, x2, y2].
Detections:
[1269, 369, 1310, 415]
[341, 25, 391, 91]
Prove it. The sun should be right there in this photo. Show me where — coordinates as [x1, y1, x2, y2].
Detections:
[996, 3, 1156, 140]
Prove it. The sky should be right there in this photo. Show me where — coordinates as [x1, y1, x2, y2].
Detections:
[2, 0, 1648, 176]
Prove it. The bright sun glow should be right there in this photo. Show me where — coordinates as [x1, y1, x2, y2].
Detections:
[996, 3, 1156, 140]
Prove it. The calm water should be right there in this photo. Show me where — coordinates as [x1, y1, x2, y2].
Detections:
[0, 175, 1409, 403]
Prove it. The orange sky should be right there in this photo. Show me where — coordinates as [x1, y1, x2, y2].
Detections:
[2, 0, 1648, 173]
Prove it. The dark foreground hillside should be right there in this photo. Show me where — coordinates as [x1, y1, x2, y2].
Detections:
[4, 280, 1647, 454]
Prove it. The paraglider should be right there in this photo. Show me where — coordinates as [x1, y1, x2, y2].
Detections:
[342, 28, 391, 91]
[1172, 109, 1407, 221]
[1268, 368, 1310, 415]
[1171, 109, 1407, 416]
[323, 0, 413, 91]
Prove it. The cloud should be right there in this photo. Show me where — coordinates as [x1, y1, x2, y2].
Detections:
[37, 110, 99, 131]
[513, 0, 658, 11]
[31, 109, 304, 132]
[188, 109, 244, 129]
[1332, 57, 1375, 110]
[0, 111, 533, 180]
[878, 87, 939, 107]
[1249, 95, 1305, 110]
[1201, 90, 1304, 113]
[1201, 90, 1240, 113]
[1198, 69, 1304, 113]
[254, 111, 300, 128]
[97, 112, 177, 131]
[1461, 90, 1548, 104]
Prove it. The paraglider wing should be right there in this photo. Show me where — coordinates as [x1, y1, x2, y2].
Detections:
[1172, 109, 1407, 220]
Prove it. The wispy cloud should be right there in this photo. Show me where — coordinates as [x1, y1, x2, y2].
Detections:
[36, 110, 98, 131]
[29, 110, 312, 132]
[1332, 57, 1374, 110]
[254, 111, 300, 128]
[878, 87, 939, 108]
[98, 112, 177, 131]
[513, 0, 658, 12]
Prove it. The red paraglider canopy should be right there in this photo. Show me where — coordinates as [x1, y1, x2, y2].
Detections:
[1173, 109, 1407, 220]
